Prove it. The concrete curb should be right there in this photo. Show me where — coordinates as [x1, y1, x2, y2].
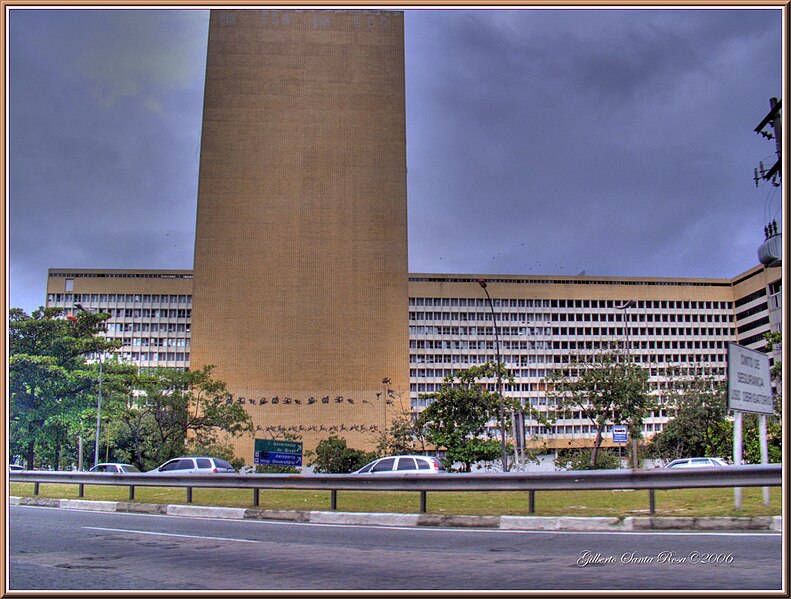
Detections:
[10, 497, 781, 532]
[166, 505, 247, 519]
[501, 516, 623, 531]
[309, 511, 420, 527]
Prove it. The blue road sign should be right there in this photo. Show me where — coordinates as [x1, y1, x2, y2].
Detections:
[254, 451, 303, 467]
[612, 425, 628, 443]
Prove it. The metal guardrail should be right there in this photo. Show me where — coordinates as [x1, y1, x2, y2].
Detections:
[10, 464, 781, 515]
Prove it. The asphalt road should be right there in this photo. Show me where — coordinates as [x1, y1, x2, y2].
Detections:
[8, 505, 783, 592]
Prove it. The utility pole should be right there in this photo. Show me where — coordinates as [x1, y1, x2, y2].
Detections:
[753, 97, 782, 267]
[753, 97, 781, 188]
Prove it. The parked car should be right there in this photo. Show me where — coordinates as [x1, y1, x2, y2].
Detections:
[9, 464, 24, 472]
[89, 463, 141, 473]
[354, 455, 446, 475]
[665, 457, 728, 469]
[147, 456, 237, 475]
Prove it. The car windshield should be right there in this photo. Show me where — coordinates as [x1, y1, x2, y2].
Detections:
[122, 465, 141, 472]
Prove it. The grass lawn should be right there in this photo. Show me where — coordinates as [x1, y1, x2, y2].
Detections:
[10, 482, 781, 518]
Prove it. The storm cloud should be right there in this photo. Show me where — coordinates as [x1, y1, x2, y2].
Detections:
[8, 8, 784, 313]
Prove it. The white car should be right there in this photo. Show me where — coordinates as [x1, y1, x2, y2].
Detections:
[89, 463, 141, 473]
[9, 464, 24, 472]
[148, 456, 237, 475]
[665, 457, 729, 468]
[354, 455, 446, 475]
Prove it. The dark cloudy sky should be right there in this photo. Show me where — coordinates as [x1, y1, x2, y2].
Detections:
[8, 7, 784, 314]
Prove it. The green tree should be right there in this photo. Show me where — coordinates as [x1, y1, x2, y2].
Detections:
[112, 365, 254, 471]
[545, 349, 652, 468]
[648, 372, 730, 461]
[416, 363, 518, 472]
[9, 307, 128, 469]
[372, 389, 427, 456]
[309, 436, 377, 473]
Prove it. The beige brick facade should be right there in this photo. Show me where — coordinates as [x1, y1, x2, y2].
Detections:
[190, 10, 409, 458]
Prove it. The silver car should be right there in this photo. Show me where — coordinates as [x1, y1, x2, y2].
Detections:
[149, 456, 237, 475]
[89, 463, 141, 473]
[665, 457, 728, 468]
[354, 455, 446, 475]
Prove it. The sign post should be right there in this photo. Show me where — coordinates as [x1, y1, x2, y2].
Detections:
[612, 425, 628, 464]
[254, 439, 303, 468]
[727, 343, 773, 508]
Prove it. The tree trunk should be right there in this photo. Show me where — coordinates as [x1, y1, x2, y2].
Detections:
[26, 441, 35, 470]
[591, 427, 603, 467]
[631, 438, 639, 468]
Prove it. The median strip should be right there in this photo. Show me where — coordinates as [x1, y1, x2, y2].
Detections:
[11, 497, 781, 532]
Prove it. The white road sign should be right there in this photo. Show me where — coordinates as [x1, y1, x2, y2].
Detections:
[727, 342, 774, 414]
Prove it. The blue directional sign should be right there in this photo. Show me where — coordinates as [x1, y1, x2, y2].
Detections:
[254, 439, 303, 466]
[255, 451, 302, 467]
[612, 425, 628, 444]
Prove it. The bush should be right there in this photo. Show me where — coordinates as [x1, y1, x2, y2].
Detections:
[554, 448, 622, 471]
[309, 436, 378, 473]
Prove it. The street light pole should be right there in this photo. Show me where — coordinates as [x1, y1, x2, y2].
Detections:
[615, 300, 634, 358]
[615, 300, 637, 467]
[74, 303, 105, 469]
[478, 279, 509, 472]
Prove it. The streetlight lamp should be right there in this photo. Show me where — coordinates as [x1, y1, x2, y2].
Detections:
[74, 303, 105, 469]
[478, 279, 509, 472]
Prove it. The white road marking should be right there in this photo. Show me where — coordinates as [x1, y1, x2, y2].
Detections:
[83, 526, 260, 543]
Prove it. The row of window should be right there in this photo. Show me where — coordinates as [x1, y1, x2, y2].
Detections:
[409, 326, 552, 336]
[49, 294, 191, 304]
[737, 316, 770, 336]
[127, 338, 190, 347]
[736, 302, 770, 321]
[526, 423, 665, 435]
[106, 323, 190, 333]
[734, 288, 767, 308]
[408, 276, 729, 288]
[409, 311, 733, 326]
[121, 352, 189, 362]
[51, 272, 192, 279]
[409, 353, 726, 366]
[410, 338, 729, 355]
[409, 297, 733, 310]
[410, 298, 551, 307]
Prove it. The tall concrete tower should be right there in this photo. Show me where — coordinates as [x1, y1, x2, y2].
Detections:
[191, 9, 409, 460]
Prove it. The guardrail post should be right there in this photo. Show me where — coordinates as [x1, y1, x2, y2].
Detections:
[186, 487, 193, 504]
[129, 486, 135, 501]
[528, 490, 535, 514]
[331, 489, 337, 511]
[253, 488, 260, 507]
[649, 489, 656, 515]
[420, 490, 427, 514]
[34, 482, 40, 496]
[78, 483, 85, 498]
